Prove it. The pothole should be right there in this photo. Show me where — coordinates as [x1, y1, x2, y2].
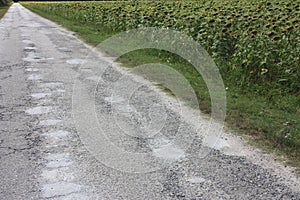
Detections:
[39, 82, 63, 89]
[25, 68, 39, 72]
[39, 119, 62, 126]
[27, 74, 42, 80]
[42, 182, 83, 198]
[24, 46, 37, 52]
[30, 93, 51, 99]
[66, 59, 84, 65]
[58, 47, 72, 52]
[25, 106, 52, 115]
[187, 177, 206, 184]
[45, 153, 72, 168]
[152, 144, 185, 160]
[43, 130, 70, 139]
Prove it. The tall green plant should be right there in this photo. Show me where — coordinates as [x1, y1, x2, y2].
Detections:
[0, 0, 7, 6]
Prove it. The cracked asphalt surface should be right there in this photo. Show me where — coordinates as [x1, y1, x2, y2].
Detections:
[0, 4, 299, 200]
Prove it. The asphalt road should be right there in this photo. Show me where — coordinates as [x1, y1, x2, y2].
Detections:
[0, 4, 299, 200]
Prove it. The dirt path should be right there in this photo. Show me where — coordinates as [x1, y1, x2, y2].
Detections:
[0, 4, 299, 199]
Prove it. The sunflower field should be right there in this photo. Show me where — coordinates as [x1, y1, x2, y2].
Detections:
[24, 0, 300, 96]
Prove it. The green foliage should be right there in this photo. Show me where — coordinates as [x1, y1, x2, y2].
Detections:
[0, 0, 8, 6]
[23, 0, 300, 96]
[0, 0, 10, 18]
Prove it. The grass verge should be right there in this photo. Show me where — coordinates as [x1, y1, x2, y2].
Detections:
[23, 3, 300, 174]
[0, 4, 10, 19]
